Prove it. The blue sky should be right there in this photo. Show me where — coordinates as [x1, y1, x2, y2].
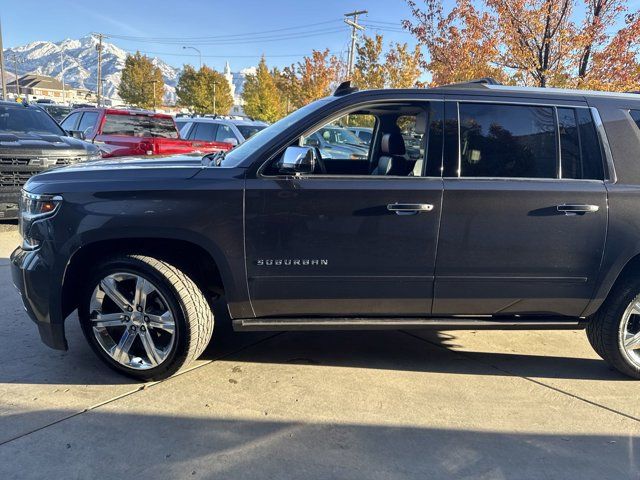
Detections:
[2, 0, 637, 73]
[0, 0, 425, 72]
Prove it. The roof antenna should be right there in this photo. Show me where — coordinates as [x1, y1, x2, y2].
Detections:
[333, 80, 358, 97]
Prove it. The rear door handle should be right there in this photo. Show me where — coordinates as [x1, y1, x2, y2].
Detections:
[387, 203, 434, 215]
[556, 204, 599, 215]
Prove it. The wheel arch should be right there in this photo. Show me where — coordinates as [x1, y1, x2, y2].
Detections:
[61, 235, 229, 322]
[586, 252, 640, 318]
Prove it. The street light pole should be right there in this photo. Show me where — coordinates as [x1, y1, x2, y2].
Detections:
[182, 46, 202, 70]
[213, 80, 216, 115]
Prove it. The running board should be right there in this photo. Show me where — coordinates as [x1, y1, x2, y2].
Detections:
[232, 317, 585, 332]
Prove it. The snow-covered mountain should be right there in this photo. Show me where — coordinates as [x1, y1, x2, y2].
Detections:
[2, 35, 180, 104]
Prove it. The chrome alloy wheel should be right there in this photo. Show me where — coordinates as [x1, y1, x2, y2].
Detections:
[619, 294, 640, 368]
[90, 272, 176, 370]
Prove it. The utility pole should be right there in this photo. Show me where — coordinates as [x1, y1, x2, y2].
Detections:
[95, 33, 104, 106]
[344, 10, 367, 79]
[0, 18, 7, 100]
[60, 50, 66, 104]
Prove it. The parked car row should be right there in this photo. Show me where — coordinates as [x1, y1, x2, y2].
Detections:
[60, 108, 232, 158]
[0, 102, 241, 218]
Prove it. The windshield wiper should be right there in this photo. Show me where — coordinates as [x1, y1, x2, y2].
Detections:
[202, 150, 226, 167]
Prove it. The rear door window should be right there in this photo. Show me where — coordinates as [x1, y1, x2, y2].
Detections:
[192, 123, 218, 141]
[458, 103, 557, 178]
[215, 124, 236, 142]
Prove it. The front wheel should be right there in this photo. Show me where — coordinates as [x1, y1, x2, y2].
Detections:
[586, 278, 640, 379]
[79, 255, 214, 381]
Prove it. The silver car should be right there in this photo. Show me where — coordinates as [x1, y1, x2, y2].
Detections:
[177, 117, 268, 146]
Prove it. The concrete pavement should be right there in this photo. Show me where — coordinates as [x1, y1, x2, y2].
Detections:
[0, 226, 638, 479]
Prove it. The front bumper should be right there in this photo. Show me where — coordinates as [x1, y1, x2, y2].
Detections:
[11, 246, 68, 350]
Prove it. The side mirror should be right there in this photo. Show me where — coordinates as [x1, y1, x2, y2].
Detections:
[278, 146, 316, 174]
[222, 137, 239, 146]
[67, 130, 86, 140]
[304, 137, 320, 148]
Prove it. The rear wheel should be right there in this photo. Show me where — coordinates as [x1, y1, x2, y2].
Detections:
[586, 278, 640, 379]
[79, 255, 214, 381]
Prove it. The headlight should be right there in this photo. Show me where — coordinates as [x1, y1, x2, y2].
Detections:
[19, 191, 63, 250]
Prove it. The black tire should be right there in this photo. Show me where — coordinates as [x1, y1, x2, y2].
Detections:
[79, 255, 214, 381]
[586, 277, 640, 379]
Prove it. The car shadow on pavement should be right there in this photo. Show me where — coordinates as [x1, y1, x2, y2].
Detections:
[0, 410, 637, 479]
[201, 322, 628, 382]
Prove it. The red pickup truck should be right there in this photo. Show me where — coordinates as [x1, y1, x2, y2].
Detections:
[60, 108, 232, 158]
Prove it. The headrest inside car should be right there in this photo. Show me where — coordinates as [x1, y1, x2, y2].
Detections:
[381, 133, 406, 155]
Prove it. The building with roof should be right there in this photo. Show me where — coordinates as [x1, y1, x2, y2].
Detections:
[5, 74, 96, 104]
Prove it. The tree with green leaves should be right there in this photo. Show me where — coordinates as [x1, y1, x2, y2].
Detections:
[176, 65, 233, 115]
[241, 56, 284, 122]
[351, 34, 422, 90]
[385, 42, 422, 88]
[353, 34, 386, 90]
[273, 64, 301, 114]
[118, 52, 165, 109]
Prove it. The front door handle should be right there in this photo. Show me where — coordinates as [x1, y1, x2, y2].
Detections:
[387, 203, 434, 215]
[556, 204, 599, 215]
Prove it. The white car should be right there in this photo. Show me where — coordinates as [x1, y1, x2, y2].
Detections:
[177, 117, 268, 146]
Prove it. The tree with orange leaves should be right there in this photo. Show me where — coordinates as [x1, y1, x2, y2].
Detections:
[295, 49, 343, 106]
[403, 0, 507, 86]
[404, 0, 640, 91]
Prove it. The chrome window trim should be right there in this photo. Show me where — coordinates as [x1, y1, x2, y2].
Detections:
[444, 97, 591, 109]
[590, 107, 617, 183]
[441, 176, 605, 184]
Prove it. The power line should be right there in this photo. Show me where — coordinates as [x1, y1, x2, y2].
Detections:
[107, 27, 347, 46]
[105, 19, 344, 44]
[132, 50, 337, 59]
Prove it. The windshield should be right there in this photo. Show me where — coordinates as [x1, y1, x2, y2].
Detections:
[222, 97, 333, 166]
[320, 127, 364, 146]
[102, 114, 179, 138]
[236, 125, 266, 140]
[0, 105, 64, 135]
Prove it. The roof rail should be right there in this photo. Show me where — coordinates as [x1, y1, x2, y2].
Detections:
[333, 80, 358, 97]
[439, 77, 503, 89]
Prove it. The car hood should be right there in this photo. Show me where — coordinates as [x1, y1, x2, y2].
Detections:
[57, 153, 205, 170]
[0, 132, 96, 156]
[23, 153, 240, 193]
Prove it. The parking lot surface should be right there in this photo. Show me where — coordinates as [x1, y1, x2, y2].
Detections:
[0, 226, 638, 479]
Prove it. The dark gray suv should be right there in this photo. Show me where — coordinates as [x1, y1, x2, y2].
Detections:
[11, 80, 640, 380]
